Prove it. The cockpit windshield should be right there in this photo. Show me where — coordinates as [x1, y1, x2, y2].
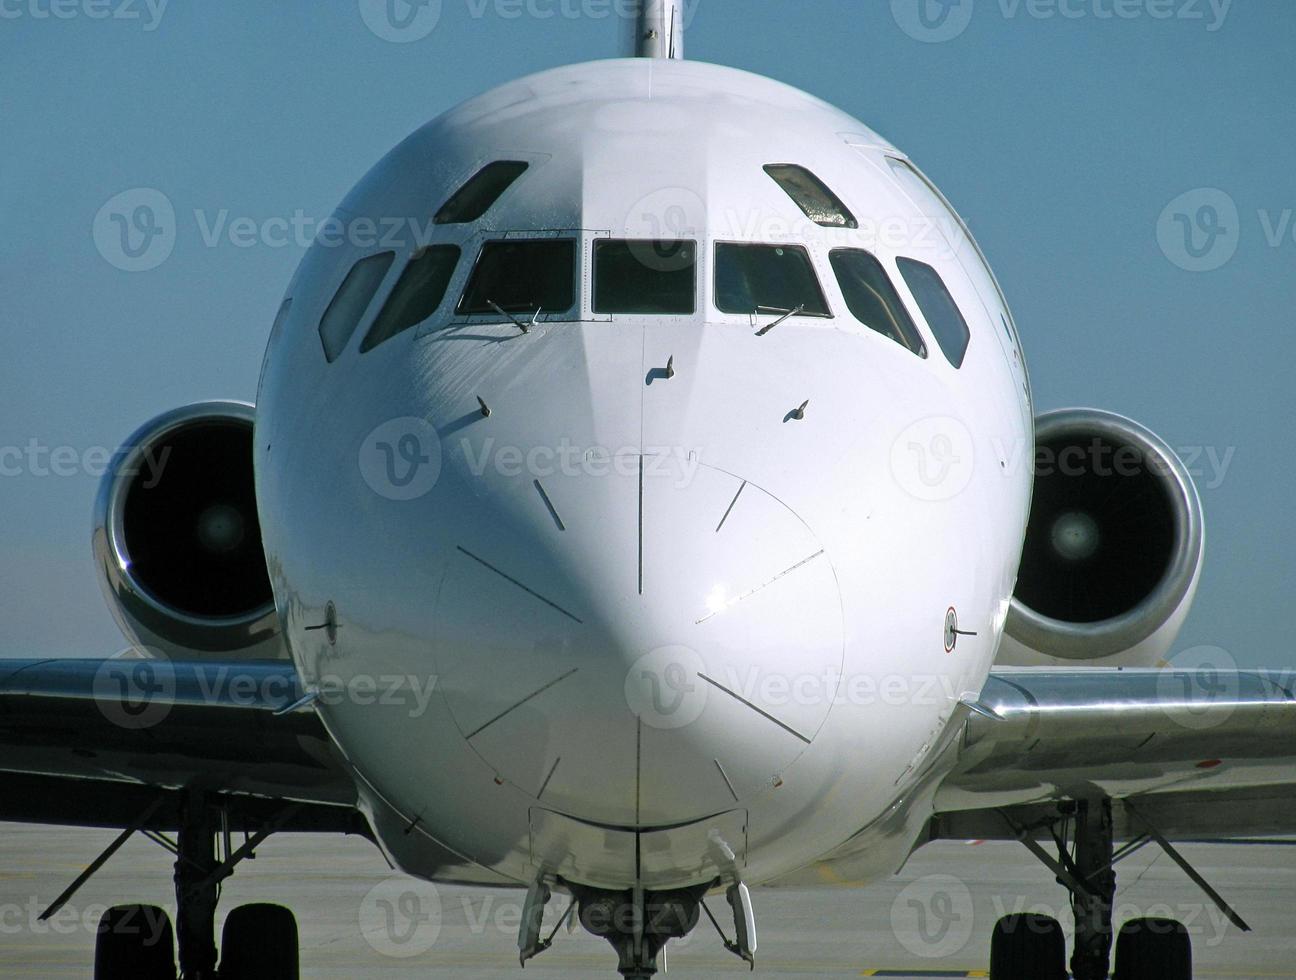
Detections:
[830, 248, 927, 357]
[594, 239, 696, 314]
[714, 243, 830, 318]
[457, 239, 576, 316]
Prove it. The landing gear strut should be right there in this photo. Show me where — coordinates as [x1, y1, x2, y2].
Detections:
[1069, 798, 1116, 980]
[174, 792, 220, 978]
[39, 790, 304, 979]
[994, 798, 1115, 979]
[993, 797, 1247, 979]
[571, 884, 708, 979]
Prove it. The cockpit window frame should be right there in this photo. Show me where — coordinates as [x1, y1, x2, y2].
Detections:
[711, 241, 833, 321]
[360, 243, 462, 353]
[455, 236, 580, 321]
[763, 164, 859, 230]
[434, 161, 530, 225]
[592, 238, 698, 316]
[317, 250, 396, 363]
[896, 256, 972, 369]
[829, 248, 928, 358]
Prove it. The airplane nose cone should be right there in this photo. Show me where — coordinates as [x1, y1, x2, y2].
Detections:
[430, 455, 844, 827]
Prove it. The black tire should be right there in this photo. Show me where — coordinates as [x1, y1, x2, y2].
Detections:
[93, 904, 176, 980]
[989, 913, 1068, 980]
[1114, 916, 1192, 980]
[219, 902, 300, 980]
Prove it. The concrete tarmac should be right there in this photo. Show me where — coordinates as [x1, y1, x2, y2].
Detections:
[2, 823, 1294, 978]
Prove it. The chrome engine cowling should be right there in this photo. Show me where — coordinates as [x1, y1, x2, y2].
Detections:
[92, 401, 285, 661]
[1000, 409, 1204, 666]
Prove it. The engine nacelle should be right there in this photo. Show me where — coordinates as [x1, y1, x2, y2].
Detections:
[93, 401, 286, 661]
[1000, 409, 1204, 667]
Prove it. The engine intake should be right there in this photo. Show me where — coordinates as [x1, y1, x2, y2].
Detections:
[1002, 409, 1204, 666]
[93, 401, 284, 660]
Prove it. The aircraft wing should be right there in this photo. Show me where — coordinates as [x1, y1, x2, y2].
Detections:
[931, 667, 1296, 842]
[0, 658, 361, 834]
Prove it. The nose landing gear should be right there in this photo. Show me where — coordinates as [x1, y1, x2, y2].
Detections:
[519, 877, 757, 978]
[571, 884, 706, 978]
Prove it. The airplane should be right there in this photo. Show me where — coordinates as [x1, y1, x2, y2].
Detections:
[3, 2, 1288, 978]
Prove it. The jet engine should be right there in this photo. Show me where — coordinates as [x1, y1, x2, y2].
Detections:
[92, 401, 285, 660]
[1000, 409, 1204, 667]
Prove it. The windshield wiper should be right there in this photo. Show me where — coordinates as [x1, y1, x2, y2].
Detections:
[754, 304, 804, 336]
[488, 300, 541, 334]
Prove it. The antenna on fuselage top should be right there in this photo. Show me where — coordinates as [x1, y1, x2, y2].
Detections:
[630, 0, 684, 59]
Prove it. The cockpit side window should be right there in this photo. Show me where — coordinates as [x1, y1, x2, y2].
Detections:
[593, 239, 696, 314]
[361, 245, 460, 352]
[829, 249, 926, 358]
[435, 161, 529, 224]
[318, 251, 395, 362]
[764, 164, 858, 229]
[896, 257, 971, 368]
[714, 243, 831, 318]
[457, 239, 576, 316]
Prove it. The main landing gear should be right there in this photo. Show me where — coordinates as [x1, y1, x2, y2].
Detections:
[991, 797, 1249, 980]
[42, 790, 304, 979]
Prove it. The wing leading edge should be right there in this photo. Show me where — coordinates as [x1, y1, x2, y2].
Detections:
[0, 658, 359, 833]
[933, 667, 1296, 842]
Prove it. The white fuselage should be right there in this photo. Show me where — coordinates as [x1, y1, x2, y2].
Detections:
[254, 58, 1033, 892]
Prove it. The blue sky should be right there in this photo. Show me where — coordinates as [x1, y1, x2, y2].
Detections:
[1, 0, 1292, 664]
